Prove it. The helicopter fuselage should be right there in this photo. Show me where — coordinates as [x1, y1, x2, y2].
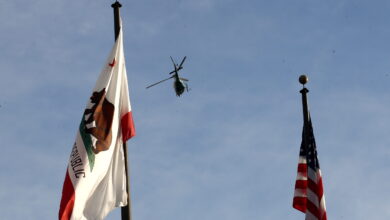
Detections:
[173, 72, 186, 96]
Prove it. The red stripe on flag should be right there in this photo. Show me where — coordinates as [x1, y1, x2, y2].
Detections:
[308, 178, 319, 194]
[59, 170, 75, 220]
[321, 212, 327, 220]
[121, 111, 136, 141]
[306, 199, 321, 218]
[297, 163, 307, 173]
[295, 179, 308, 189]
[293, 197, 307, 213]
[317, 176, 324, 196]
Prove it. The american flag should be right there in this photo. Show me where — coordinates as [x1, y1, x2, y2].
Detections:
[293, 116, 327, 220]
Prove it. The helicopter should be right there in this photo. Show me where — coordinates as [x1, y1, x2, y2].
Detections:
[146, 56, 189, 96]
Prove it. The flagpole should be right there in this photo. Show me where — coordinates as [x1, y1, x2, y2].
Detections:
[299, 74, 311, 149]
[112, 1, 122, 41]
[111, 2, 132, 220]
[299, 75, 310, 128]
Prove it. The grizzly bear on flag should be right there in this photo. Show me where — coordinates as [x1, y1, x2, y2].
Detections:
[83, 88, 115, 154]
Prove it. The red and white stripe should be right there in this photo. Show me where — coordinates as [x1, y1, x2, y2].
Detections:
[293, 157, 327, 220]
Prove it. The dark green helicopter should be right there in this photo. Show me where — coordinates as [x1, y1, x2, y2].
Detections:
[146, 56, 189, 96]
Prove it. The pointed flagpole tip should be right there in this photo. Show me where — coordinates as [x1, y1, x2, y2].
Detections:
[299, 75, 309, 86]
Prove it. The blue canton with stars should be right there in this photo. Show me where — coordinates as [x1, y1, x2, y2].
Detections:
[299, 117, 321, 170]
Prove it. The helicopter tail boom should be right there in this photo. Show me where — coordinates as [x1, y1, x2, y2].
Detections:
[146, 75, 174, 89]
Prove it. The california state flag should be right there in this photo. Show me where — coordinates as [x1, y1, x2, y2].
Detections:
[59, 29, 135, 220]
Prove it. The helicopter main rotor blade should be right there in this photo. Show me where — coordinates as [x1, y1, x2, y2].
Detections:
[146, 76, 174, 89]
[178, 56, 187, 69]
[170, 56, 178, 69]
[179, 77, 189, 81]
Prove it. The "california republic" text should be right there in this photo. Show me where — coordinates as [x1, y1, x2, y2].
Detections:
[70, 143, 86, 178]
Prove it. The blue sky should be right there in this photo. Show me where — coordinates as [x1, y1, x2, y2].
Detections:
[1, 0, 390, 219]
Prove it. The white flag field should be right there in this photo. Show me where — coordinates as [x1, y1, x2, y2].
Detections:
[59, 29, 136, 220]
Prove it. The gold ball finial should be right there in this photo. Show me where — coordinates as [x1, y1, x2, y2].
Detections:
[299, 75, 308, 85]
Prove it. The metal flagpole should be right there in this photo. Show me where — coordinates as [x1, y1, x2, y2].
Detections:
[111, 1, 132, 220]
[299, 75, 310, 126]
[299, 75, 310, 142]
[112, 1, 122, 41]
